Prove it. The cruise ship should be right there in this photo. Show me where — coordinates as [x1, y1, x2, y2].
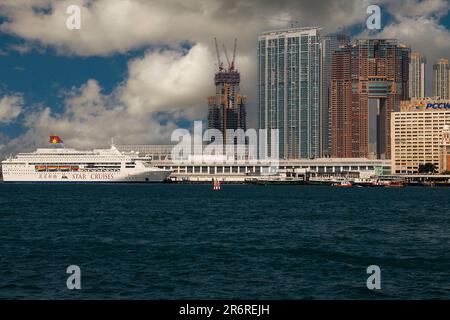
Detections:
[1, 136, 172, 183]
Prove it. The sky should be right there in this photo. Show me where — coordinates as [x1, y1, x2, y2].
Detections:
[0, 0, 449, 157]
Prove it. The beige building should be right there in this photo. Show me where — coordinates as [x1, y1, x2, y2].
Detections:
[391, 98, 450, 174]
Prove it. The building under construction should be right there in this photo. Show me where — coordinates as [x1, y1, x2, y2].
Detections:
[207, 38, 247, 144]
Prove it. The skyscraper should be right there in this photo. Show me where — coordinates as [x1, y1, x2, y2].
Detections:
[258, 27, 321, 159]
[207, 39, 247, 144]
[331, 39, 410, 159]
[409, 52, 426, 99]
[320, 33, 349, 157]
[433, 58, 450, 99]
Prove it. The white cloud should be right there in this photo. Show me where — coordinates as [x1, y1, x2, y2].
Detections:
[383, 0, 449, 18]
[120, 44, 215, 119]
[6, 79, 178, 152]
[0, 44, 217, 153]
[0, 0, 378, 56]
[0, 94, 23, 123]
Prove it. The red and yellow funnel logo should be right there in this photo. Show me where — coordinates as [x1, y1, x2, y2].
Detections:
[49, 135, 63, 144]
[415, 101, 426, 110]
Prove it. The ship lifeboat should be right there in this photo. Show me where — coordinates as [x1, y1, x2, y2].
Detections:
[47, 166, 58, 171]
[60, 166, 70, 171]
[71, 166, 79, 171]
[35, 165, 47, 172]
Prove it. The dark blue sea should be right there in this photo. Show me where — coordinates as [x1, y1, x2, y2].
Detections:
[0, 183, 450, 299]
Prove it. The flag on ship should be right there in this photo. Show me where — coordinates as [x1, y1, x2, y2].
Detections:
[49, 135, 63, 144]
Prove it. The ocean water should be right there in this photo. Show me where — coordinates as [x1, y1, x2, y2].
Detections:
[0, 183, 450, 299]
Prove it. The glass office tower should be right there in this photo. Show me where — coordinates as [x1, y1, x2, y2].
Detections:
[258, 27, 321, 159]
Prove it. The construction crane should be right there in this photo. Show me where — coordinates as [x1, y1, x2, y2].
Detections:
[222, 44, 231, 71]
[214, 37, 223, 72]
[231, 38, 237, 72]
[214, 37, 239, 72]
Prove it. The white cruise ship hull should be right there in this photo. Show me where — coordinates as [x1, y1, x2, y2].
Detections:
[1, 169, 171, 183]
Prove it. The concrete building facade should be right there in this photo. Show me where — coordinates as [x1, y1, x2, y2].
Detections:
[391, 98, 450, 174]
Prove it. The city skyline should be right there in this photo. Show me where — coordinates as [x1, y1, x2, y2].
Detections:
[0, 1, 450, 158]
[3, 0, 450, 306]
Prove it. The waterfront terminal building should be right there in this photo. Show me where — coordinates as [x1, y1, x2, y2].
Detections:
[117, 144, 391, 182]
[391, 98, 450, 174]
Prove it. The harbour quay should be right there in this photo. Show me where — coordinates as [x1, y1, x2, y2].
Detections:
[152, 158, 391, 184]
[117, 146, 391, 183]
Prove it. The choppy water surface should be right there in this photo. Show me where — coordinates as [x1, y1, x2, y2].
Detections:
[0, 184, 449, 299]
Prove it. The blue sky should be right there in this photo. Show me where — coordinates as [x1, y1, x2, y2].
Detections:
[0, 34, 147, 138]
[0, 0, 449, 154]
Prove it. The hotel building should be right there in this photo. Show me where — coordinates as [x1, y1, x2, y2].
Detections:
[320, 33, 349, 157]
[258, 27, 321, 159]
[331, 39, 410, 160]
[391, 98, 450, 174]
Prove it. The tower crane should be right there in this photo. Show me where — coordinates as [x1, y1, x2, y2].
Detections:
[214, 37, 224, 72]
[231, 38, 237, 72]
[222, 44, 231, 71]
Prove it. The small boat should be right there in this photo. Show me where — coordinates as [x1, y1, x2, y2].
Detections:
[332, 181, 353, 187]
[212, 178, 221, 190]
[385, 181, 405, 188]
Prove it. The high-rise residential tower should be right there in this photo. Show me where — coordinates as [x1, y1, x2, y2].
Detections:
[258, 27, 321, 159]
[207, 39, 247, 144]
[409, 52, 426, 99]
[433, 58, 450, 99]
[331, 39, 410, 160]
[320, 33, 349, 157]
